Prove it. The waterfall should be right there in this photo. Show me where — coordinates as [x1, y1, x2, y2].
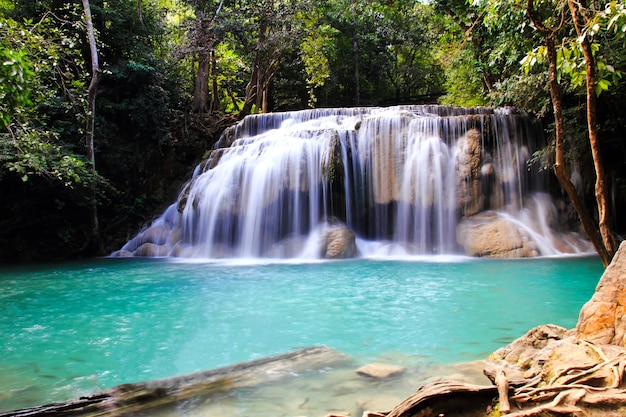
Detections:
[114, 105, 592, 259]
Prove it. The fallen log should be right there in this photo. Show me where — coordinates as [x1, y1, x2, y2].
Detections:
[0, 346, 350, 417]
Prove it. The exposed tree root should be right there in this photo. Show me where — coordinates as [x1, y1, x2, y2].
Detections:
[374, 341, 626, 417]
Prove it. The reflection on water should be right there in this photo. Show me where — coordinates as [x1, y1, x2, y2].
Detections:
[0, 256, 602, 414]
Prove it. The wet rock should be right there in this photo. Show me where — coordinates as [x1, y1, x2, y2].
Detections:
[576, 241, 626, 346]
[320, 224, 357, 259]
[139, 223, 172, 246]
[110, 250, 132, 257]
[361, 113, 414, 205]
[456, 212, 539, 258]
[356, 363, 405, 379]
[133, 242, 171, 257]
[455, 129, 483, 216]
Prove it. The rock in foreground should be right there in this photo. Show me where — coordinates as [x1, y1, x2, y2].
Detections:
[576, 240, 626, 346]
[356, 363, 406, 379]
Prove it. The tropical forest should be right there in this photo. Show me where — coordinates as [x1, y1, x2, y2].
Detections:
[2, 1, 626, 416]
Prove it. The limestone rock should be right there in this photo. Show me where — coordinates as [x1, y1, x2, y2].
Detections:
[360, 113, 413, 205]
[139, 223, 172, 246]
[455, 129, 483, 216]
[320, 224, 357, 259]
[356, 363, 405, 379]
[133, 242, 171, 257]
[576, 241, 626, 347]
[456, 212, 539, 258]
[110, 250, 132, 257]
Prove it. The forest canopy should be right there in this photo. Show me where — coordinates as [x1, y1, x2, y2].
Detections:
[0, 0, 625, 262]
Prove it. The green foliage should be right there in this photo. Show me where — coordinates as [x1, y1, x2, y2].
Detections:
[0, 18, 34, 129]
[489, 73, 551, 116]
[0, 48, 34, 128]
[0, 11, 92, 186]
[521, 40, 622, 97]
[300, 22, 337, 106]
[0, 127, 91, 187]
[517, 0, 624, 99]
[438, 48, 487, 107]
[1, 0, 625, 261]
[214, 42, 247, 113]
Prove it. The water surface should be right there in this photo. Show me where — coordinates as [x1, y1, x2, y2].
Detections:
[0, 256, 603, 413]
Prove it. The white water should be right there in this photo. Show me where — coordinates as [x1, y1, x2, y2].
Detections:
[117, 105, 591, 259]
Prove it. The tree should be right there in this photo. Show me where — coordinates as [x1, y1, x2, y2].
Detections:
[0, 5, 112, 260]
[189, 0, 224, 114]
[236, 0, 302, 116]
[567, 0, 618, 263]
[431, 0, 491, 105]
[448, 0, 624, 265]
[81, 0, 101, 251]
[522, 0, 620, 266]
[0, 0, 187, 261]
[0, 6, 93, 187]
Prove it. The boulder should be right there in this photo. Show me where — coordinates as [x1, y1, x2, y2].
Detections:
[319, 224, 357, 259]
[576, 241, 626, 346]
[456, 212, 539, 258]
[356, 363, 405, 379]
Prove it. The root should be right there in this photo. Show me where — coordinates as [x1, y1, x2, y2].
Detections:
[377, 341, 626, 417]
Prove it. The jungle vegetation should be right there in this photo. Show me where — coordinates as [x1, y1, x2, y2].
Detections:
[1, 0, 625, 263]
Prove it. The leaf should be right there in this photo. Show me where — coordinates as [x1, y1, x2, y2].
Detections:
[596, 79, 611, 95]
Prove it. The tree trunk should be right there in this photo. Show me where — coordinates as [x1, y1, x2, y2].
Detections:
[261, 86, 268, 113]
[193, 50, 210, 113]
[191, 0, 224, 114]
[568, 0, 617, 264]
[210, 50, 220, 113]
[82, 0, 101, 253]
[239, 19, 268, 118]
[352, 33, 360, 106]
[526, 0, 611, 266]
[254, 65, 262, 113]
[239, 62, 259, 117]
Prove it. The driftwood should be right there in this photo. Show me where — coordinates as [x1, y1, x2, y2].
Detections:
[0, 346, 349, 417]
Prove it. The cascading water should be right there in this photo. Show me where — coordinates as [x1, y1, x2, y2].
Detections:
[114, 105, 591, 259]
